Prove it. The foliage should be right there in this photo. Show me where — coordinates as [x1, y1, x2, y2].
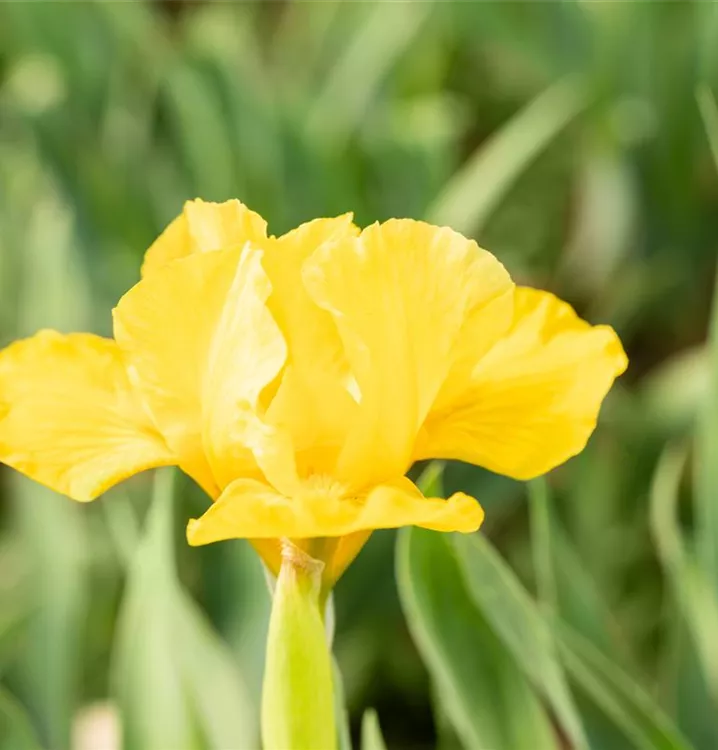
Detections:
[0, 2, 717, 748]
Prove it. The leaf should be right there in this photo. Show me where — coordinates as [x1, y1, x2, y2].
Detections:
[112, 468, 256, 750]
[0, 688, 42, 750]
[361, 709, 387, 750]
[694, 85, 718, 596]
[333, 660, 353, 750]
[397, 526, 558, 750]
[0, 547, 32, 675]
[697, 84, 718, 173]
[163, 62, 237, 201]
[640, 346, 709, 435]
[528, 478, 557, 610]
[305, 2, 431, 148]
[650, 442, 718, 750]
[554, 622, 692, 750]
[426, 77, 585, 235]
[651, 444, 718, 701]
[452, 532, 589, 750]
[529, 479, 626, 661]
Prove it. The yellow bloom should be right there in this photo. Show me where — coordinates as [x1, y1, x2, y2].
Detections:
[0, 199, 627, 578]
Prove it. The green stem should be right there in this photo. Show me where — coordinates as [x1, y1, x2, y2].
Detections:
[261, 540, 336, 750]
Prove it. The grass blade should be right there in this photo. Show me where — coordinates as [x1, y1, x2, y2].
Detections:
[452, 532, 588, 750]
[333, 659, 353, 750]
[361, 708, 387, 750]
[112, 468, 256, 749]
[427, 77, 585, 235]
[694, 85, 718, 596]
[528, 477, 557, 611]
[397, 527, 558, 750]
[697, 85, 718, 172]
[305, 2, 431, 148]
[0, 688, 42, 750]
[555, 623, 691, 750]
[651, 443, 718, 704]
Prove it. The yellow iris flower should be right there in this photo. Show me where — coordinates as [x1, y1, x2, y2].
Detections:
[0, 199, 627, 580]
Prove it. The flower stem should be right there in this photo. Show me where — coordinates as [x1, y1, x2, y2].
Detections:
[261, 540, 336, 750]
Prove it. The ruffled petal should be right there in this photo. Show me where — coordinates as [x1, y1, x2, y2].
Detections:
[115, 246, 289, 496]
[201, 248, 288, 490]
[114, 249, 248, 495]
[141, 198, 268, 277]
[186, 475, 483, 544]
[0, 331, 174, 501]
[263, 216, 360, 477]
[416, 287, 628, 479]
[303, 219, 513, 490]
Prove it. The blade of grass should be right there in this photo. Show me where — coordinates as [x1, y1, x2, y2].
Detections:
[427, 77, 586, 235]
[528, 477, 557, 611]
[694, 84, 718, 596]
[452, 532, 588, 750]
[305, 2, 432, 148]
[453, 521, 691, 750]
[397, 527, 558, 750]
[697, 84, 718, 171]
[361, 709, 387, 750]
[531, 477, 627, 661]
[333, 660, 353, 750]
[0, 688, 42, 750]
[651, 443, 718, 703]
[112, 468, 256, 749]
[554, 622, 692, 750]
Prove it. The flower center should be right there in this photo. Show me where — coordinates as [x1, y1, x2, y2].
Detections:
[298, 474, 347, 504]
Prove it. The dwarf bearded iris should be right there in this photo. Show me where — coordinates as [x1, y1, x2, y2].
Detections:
[0, 199, 627, 581]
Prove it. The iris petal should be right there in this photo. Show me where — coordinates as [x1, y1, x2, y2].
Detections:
[141, 198, 267, 277]
[303, 219, 513, 491]
[186, 475, 482, 544]
[0, 331, 174, 501]
[114, 247, 286, 496]
[416, 287, 628, 479]
[263, 216, 360, 478]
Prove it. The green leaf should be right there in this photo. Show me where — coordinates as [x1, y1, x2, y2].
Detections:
[528, 478, 557, 610]
[361, 709, 387, 750]
[112, 469, 256, 750]
[650, 442, 718, 750]
[397, 527, 558, 750]
[640, 346, 709, 435]
[554, 623, 692, 750]
[0, 688, 42, 750]
[305, 2, 431, 148]
[0, 551, 32, 675]
[697, 85, 718, 173]
[426, 77, 586, 235]
[333, 659, 353, 750]
[694, 85, 718, 596]
[452, 532, 589, 750]
[164, 63, 237, 201]
[651, 444, 718, 701]
[529, 479, 626, 661]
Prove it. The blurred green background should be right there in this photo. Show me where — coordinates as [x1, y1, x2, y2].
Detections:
[1, 2, 718, 749]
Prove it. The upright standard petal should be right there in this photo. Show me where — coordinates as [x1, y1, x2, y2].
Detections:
[114, 249, 244, 496]
[262, 216, 360, 478]
[0, 331, 174, 501]
[115, 247, 288, 496]
[417, 287, 628, 479]
[141, 199, 268, 277]
[303, 219, 513, 490]
[201, 248, 288, 491]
